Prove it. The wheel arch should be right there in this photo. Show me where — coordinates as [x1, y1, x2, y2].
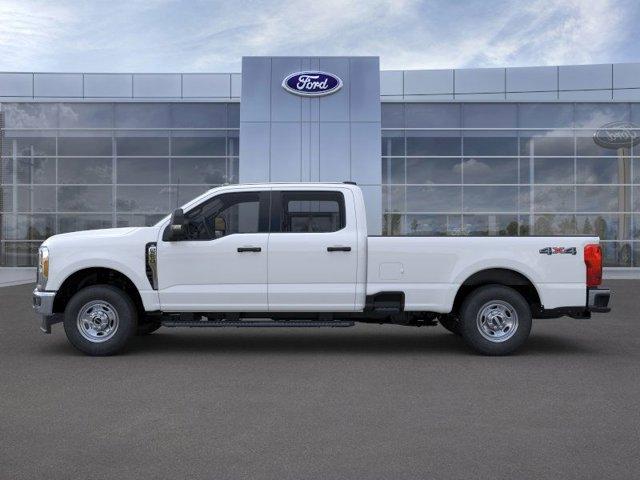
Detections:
[451, 268, 541, 315]
[53, 267, 144, 315]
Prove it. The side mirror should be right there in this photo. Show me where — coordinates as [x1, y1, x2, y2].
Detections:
[165, 208, 186, 241]
[214, 217, 226, 239]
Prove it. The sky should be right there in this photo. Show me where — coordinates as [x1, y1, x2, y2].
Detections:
[0, 0, 638, 73]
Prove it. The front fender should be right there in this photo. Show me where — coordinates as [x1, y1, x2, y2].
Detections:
[49, 258, 148, 293]
[48, 258, 160, 312]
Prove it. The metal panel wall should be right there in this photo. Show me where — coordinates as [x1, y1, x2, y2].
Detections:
[380, 62, 640, 102]
[0, 73, 240, 100]
[84, 74, 132, 98]
[506, 66, 557, 93]
[239, 56, 382, 234]
[183, 74, 231, 98]
[613, 64, 640, 89]
[455, 68, 504, 94]
[133, 74, 181, 98]
[404, 69, 454, 95]
[0, 74, 32, 97]
[34, 74, 83, 97]
[559, 64, 611, 91]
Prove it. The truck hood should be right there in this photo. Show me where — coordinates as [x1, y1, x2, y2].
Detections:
[43, 226, 159, 250]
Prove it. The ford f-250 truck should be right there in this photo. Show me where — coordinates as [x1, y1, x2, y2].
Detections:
[33, 182, 611, 356]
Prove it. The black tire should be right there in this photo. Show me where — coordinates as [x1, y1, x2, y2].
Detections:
[459, 284, 532, 356]
[438, 315, 462, 336]
[136, 319, 162, 336]
[63, 285, 137, 356]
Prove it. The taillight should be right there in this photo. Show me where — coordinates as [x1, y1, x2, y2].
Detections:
[584, 244, 602, 287]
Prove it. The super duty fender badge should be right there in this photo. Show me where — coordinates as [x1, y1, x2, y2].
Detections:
[282, 71, 343, 97]
[539, 247, 577, 255]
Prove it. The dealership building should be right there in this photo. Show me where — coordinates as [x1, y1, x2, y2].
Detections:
[1, 57, 639, 273]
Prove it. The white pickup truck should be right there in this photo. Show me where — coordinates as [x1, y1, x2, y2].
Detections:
[33, 182, 610, 356]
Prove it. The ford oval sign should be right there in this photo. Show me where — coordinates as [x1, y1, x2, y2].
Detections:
[282, 71, 343, 97]
[593, 121, 640, 149]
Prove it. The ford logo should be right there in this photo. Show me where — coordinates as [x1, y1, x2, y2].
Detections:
[282, 71, 343, 97]
[593, 121, 640, 149]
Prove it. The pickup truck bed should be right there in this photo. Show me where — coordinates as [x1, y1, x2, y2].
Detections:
[366, 236, 594, 312]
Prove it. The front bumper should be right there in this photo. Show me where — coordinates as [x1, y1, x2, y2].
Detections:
[33, 289, 60, 333]
[587, 287, 611, 313]
[33, 288, 55, 315]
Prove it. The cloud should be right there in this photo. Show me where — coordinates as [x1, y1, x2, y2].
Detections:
[0, 1, 74, 70]
[458, 0, 628, 67]
[0, 0, 636, 73]
[374, 0, 636, 69]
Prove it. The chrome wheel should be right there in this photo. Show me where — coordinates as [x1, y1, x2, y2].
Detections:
[76, 300, 119, 343]
[476, 300, 518, 343]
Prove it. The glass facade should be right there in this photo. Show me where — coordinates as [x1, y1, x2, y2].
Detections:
[1, 100, 639, 268]
[0, 102, 239, 266]
[382, 103, 640, 268]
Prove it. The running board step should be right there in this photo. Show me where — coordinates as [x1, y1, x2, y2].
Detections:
[161, 320, 355, 328]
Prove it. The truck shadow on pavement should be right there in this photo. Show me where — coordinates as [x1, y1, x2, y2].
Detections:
[107, 330, 595, 357]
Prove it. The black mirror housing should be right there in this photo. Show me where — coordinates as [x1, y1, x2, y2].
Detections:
[163, 208, 186, 241]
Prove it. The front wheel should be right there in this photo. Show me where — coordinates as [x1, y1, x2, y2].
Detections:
[459, 285, 532, 356]
[63, 285, 137, 356]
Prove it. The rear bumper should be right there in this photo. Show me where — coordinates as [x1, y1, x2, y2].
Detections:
[587, 287, 611, 313]
[534, 286, 611, 319]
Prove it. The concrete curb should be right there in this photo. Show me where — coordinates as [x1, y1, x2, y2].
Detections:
[0, 268, 36, 288]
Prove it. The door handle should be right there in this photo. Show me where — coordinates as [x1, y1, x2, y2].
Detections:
[237, 247, 262, 252]
[327, 246, 351, 252]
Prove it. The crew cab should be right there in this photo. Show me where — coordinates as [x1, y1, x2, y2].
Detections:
[33, 182, 611, 356]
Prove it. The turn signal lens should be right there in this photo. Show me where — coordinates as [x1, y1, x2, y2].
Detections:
[584, 244, 602, 288]
[42, 249, 49, 278]
[38, 246, 49, 289]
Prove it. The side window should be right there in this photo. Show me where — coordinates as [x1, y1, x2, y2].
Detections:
[184, 192, 266, 240]
[279, 191, 345, 233]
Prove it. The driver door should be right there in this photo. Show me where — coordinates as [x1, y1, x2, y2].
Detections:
[156, 190, 270, 312]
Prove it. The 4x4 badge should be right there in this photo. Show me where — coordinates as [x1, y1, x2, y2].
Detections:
[539, 247, 577, 255]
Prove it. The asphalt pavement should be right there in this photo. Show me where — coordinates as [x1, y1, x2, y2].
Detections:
[1, 280, 638, 480]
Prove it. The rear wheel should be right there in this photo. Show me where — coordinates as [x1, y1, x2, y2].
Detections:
[63, 285, 137, 356]
[459, 284, 532, 356]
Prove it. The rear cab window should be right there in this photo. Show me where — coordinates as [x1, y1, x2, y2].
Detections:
[273, 191, 346, 233]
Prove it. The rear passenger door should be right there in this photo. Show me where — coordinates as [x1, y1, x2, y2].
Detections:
[267, 189, 358, 312]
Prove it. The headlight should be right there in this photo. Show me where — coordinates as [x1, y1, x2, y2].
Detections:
[37, 246, 49, 290]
